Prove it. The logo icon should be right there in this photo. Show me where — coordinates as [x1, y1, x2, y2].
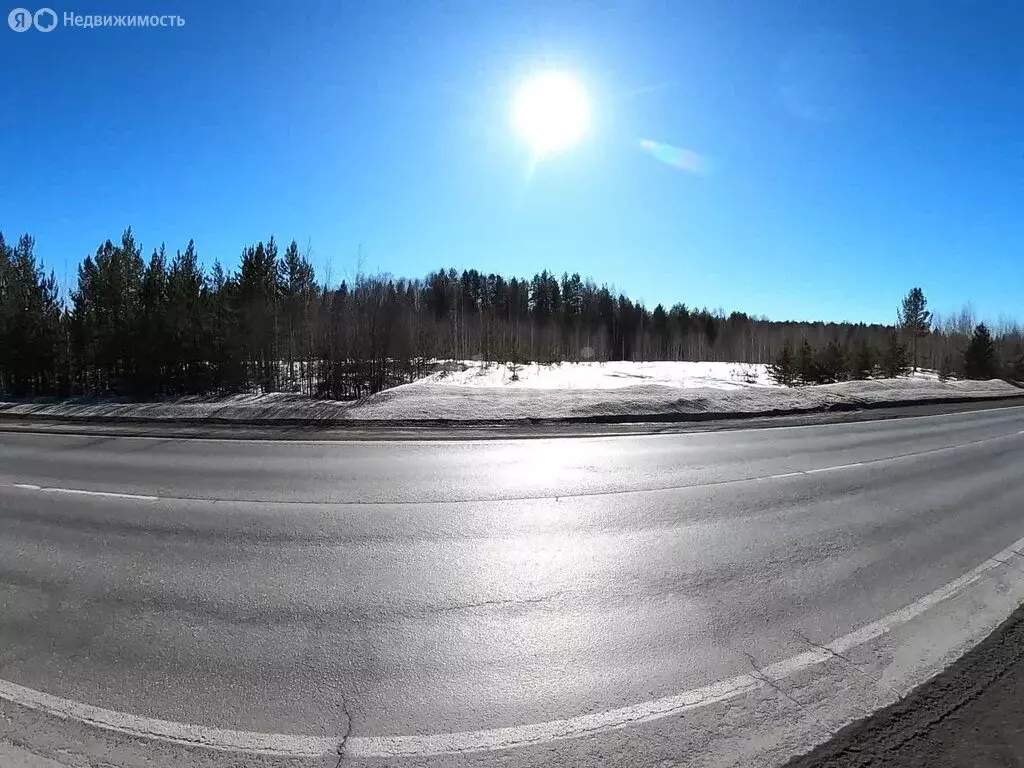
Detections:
[33, 7, 55, 30]
[8, 7, 32, 30]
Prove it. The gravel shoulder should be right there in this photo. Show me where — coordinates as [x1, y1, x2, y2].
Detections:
[788, 599, 1024, 768]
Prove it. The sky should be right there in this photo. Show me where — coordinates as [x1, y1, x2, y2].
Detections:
[2, 0, 1023, 325]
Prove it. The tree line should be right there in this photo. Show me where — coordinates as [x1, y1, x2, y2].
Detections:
[1, 228, 1021, 399]
[765, 287, 1022, 386]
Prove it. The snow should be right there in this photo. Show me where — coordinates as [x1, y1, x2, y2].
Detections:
[416, 360, 775, 390]
[416, 360, 952, 391]
[0, 368, 1019, 424]
[352, 377, 1020, 422]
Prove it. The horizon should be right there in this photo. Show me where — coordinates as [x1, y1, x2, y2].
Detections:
[4, 0, 1024, 326]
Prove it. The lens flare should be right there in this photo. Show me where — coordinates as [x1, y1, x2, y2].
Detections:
[639, 139, 707, 174]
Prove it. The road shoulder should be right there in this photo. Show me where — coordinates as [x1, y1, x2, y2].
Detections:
[0, 396, 1023, 441]
[787, 598, 1024, 768]
[0, 741, 73, 768]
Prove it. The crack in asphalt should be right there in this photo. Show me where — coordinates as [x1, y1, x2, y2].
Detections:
[791, 629, 905, 703]
[743, 651, 810, 715]
[336, 692, 352, 764]
[788, 604, 1024, 766]
[433, 593, 563, 616]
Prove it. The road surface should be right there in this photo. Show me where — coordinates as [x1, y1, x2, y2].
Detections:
[2, 406, 1024, 767]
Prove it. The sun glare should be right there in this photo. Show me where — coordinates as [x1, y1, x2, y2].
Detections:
[513, 71, 591, 155]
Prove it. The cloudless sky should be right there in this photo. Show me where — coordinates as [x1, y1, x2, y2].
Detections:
[3, 0, 1023, 324]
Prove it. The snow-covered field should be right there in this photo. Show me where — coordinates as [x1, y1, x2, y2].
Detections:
[0, 362, 1018, 424]
[417, 360, 775, 389]
[355, 377, 1018, 422]
[417, 359, 945, 390]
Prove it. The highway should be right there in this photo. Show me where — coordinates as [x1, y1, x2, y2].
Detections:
[2, 405, 1024, 768]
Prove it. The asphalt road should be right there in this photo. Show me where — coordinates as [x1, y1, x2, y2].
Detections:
[2, 405, 1024, 766]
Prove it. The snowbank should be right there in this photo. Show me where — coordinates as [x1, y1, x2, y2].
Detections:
[0, 376, 1019, 425]
[353, 378, 1020, 421]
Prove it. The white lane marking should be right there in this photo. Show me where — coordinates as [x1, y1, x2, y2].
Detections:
[2, 536, 1023, 758]
[341, 534, 1024, 758]
[1, 403, 1022, 445]
[805, 462, 865, 474]
[0, 678, 336, 757]
[8, 483, 157, 502]
[6, 428, 1015, 505]
[6, 428, 1018, 506]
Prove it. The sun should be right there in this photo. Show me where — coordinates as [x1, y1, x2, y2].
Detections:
[513, 71, 591, 155]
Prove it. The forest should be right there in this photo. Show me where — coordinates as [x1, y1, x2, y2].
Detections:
[1, 228, 1021, 399]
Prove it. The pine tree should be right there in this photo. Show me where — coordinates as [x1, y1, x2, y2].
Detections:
[0, 234, 10, 394]
[1006, 343, 1024, 382]
[938, 354, 955, 382]
[794, 338, 818, 386]
[0, 234, 64, 395]
[897, 287, 931, 373]
[880, 333, 911, 378]
[115, 228, 146, 389]
[848, 341, 877, 380]
[766, 341, 797, 386]
[69, 229, 145, 392]
[504, 333, 530, 382]
[814, 340, 846, 384]
[136, 245, 170, 394]
[167, 240, 207, 392]
[238, 239, 281, 391]
[206, 260, 246, 392]
[279, 240, 317, 392]
[6, 225, 1024, 401]
[963, 323, 998, 380]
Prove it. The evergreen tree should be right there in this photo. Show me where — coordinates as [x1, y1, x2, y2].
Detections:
[848, 341, 877, 380]
[814, 340, 846, 384]
[4, 227, 1024, 401]
[938, 354, 955, 382]
[651, 304, 669, 360]
[0, 234, 64, 395]
[766, 341, 797, 386]
[897, 287, 931, 373]
[1005, 343, 1024, 382]
[238, 238, 281, 391]
[207, 260, 246, 392]
[794, 338, 818, 386]
[506, 337, 529, 382]
[279, 240, 317, 391]
[167, 240, 208, 392]
[0, 233, 11, 394]
[69, 229, 145, 392]
[963, 323, 998, 380]
[135, 246, 171, 394]
[880, 333, 911, 378]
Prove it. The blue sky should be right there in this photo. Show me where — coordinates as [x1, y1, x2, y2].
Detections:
[2, 0, 1022, 324]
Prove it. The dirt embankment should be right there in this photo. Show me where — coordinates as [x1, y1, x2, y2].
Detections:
[0, 379, 1020, 426]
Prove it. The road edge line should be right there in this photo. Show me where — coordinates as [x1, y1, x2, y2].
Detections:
[3, 537, 1024, 758]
